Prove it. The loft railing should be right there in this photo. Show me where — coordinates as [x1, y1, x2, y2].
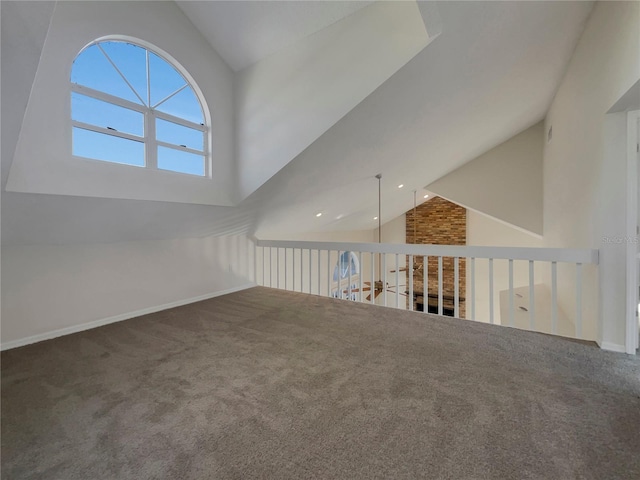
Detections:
[254, 240, 599, 341]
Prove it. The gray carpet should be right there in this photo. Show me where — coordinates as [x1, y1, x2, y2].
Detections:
[2, 286, 640, 479]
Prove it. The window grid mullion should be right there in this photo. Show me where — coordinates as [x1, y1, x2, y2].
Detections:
[146, 49, 151, 107]
[71, 84, 147, 114]
[97, 43, 146, 106]
[147, 111, 157, 170]
[152, 84, 188, 110]
[153, 110, 206, 132]
[72, 120, 144, 143]
[204, 125, 210, 178]
[156, 140, 204, 156]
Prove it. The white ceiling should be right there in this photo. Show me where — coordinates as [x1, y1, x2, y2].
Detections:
[176, 1, 374, 71]
[251, 0, 594, 238]
[1, 1, 594, 246]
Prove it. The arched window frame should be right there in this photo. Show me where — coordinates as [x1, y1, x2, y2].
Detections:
[70, 37, 211, 177]
[332, 251, 361, 300]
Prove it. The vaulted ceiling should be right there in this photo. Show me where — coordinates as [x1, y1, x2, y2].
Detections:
[1, 1, 594, 246]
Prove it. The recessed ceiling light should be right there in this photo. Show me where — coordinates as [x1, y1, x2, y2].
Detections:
[316, 212, 322, 217]
[373, 216, 378, 220]
[424, 194, 429, 198]
[398, 184, 404, 189]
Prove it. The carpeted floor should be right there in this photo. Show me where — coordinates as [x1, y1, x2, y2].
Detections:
[2, 286, 640, 479]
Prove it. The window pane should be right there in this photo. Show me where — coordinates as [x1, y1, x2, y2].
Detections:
[155, 87, 204, 125]
[72, 93, 144, 137]
[71, 44, 141, 104]
[73, 127, 144, 167]
[149, 52, 187, 107]
[156, 118, 203, 151]
[158, 146, 205, 176]
[100, 42, 148, 105]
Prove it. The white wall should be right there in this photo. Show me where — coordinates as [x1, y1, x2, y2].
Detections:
[467, 210, 543, 328]
[543, 1, 640, 350]
[465, 211, 580, 336]
[376, 214, 406, 245]
[1, 235, 255, 348]
[428, 122, 544, 236]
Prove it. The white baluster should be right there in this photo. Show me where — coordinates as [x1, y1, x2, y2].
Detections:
[409, 255, 414, 311]
[348, 251, 352, 300]
[489, 258, 494, 324]
[359, 251, 363, 303]
[395, 253, 400, 308]
[423, 256, 428, 314]
[454, 257, 459, 318]
[576, 263, 583, 339]
[318, 250, 321, 296]
[438, 256, 443, 316]
[308, 249, 312, 294]
[529, 260, 535, 330]
[383, 254, 387, 307]
[551, 261, 558, 334]
[327, 250, 331, 297]
[508, 259, 514, 327]
[371, 252, 375, 305]
[471, 258, 476, 320]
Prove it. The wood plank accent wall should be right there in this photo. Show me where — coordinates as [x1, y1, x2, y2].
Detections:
[405, 196, 467, 316]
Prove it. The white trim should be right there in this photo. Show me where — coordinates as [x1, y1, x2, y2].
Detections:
[152, 83, 188, 109]
[72, 121, 144, 143]
[0, 283, 256, 351]
[428, 192, 544, 240]
[154, 110, 206, 131]
[257, 239, 599, 264]
[72, 84, 146, 112]
[97, 42, 147, 106]
[156, 140, 204, 157]
[626, 110, 640, 354]
[599, 341, 628, 354]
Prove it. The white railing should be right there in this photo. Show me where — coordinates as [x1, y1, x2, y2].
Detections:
[254, 240, 599, 341]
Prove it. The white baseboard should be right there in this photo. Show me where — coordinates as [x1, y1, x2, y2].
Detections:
[598, 341, 628, 353]
[1, 283, 256, 351]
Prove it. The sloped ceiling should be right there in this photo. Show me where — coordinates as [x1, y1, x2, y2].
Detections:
[1, 1, 594, 246]
[427, 122, 544, 237]
[251, 0, 593, 238]
[176, 1, 375, 72]
[234, 1, 440, 200]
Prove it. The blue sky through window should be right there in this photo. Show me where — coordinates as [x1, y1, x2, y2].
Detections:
[72, 92, 144, 136]
[156, 118, 203, 150]
[71, 40, 206, 176]
[156, 87, 204, 125]
[73, 127, 144, 167]
[100, 42, 148, 104]
[158, 147, 204, 176]
[149, 52, 186, 107]
[72, 44, 140, 104]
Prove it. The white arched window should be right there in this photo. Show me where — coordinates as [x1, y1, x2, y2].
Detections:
[332, 251, 361, 300]
[71, 39, 209, 176]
